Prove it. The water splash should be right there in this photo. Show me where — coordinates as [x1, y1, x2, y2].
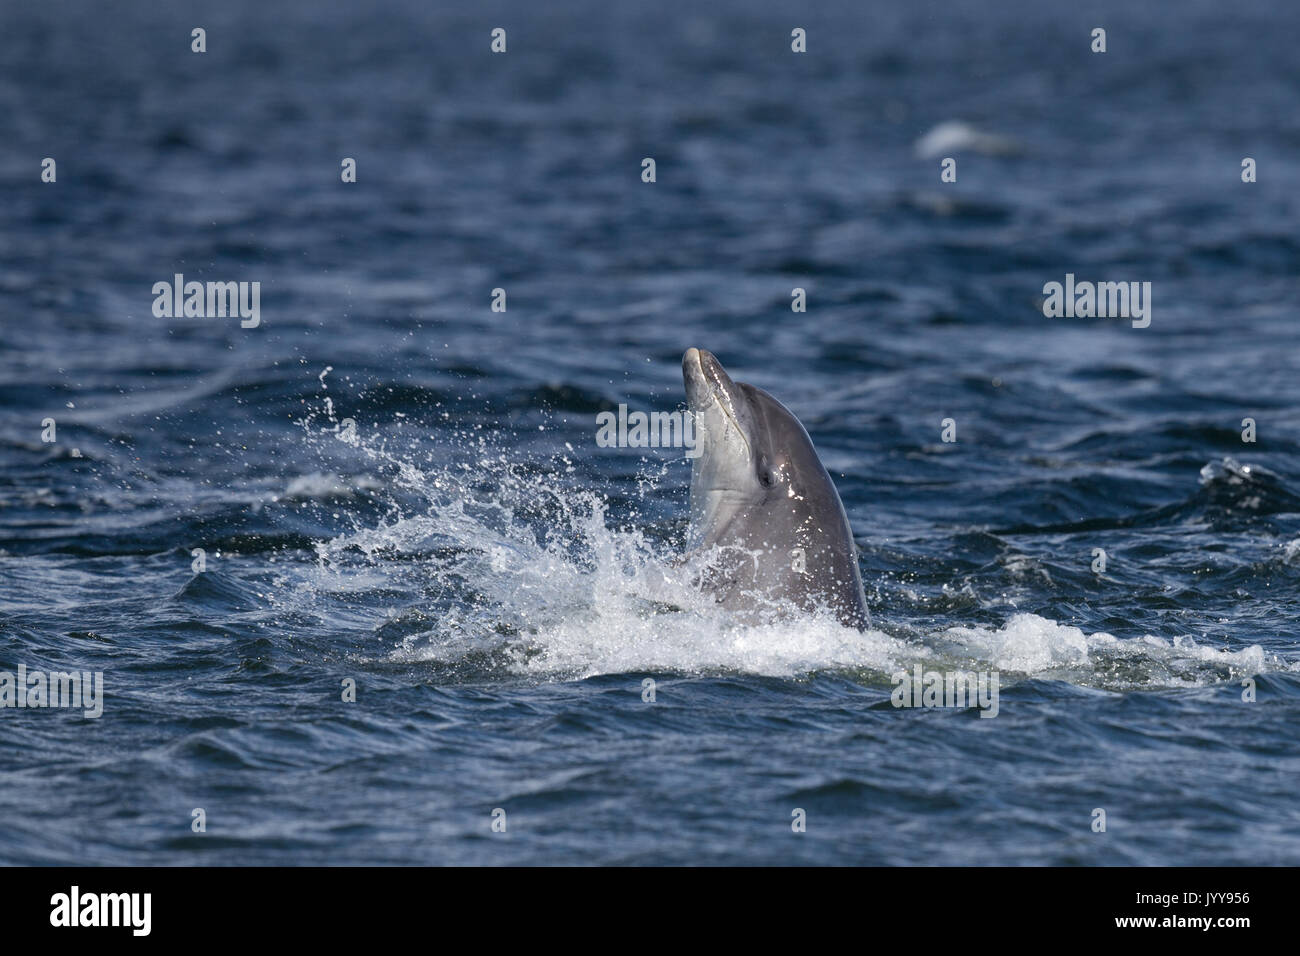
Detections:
[270, 392, 1285, 690]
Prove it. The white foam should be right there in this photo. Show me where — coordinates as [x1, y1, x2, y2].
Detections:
[279, 407, 1289, 689]
[278, 471, 382, 501]
[942, 613, 1273, 688]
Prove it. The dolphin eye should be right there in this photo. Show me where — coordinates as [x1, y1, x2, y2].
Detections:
[757, 459, 776, 487]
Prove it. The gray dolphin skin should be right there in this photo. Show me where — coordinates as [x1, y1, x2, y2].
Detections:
[682, 348, 870, 629]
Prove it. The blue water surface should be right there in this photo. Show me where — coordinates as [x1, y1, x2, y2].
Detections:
[1, 0, 1298, 865]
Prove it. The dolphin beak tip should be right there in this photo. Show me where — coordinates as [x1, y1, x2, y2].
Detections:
[683, 347, 703, 380]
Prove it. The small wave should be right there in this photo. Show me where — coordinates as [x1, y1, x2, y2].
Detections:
[913, 120, 1020, 158]
[276, 472, 383, 501]
[941, 613, 1276, 689]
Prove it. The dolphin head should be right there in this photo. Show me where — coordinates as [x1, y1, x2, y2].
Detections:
[682, 347, 817, 547]
[681, 348, 870, 628]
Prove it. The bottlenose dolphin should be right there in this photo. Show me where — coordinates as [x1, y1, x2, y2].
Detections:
[682, 348, 870, 629]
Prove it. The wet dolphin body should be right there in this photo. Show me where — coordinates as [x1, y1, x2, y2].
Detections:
[682, 348, 870, 629]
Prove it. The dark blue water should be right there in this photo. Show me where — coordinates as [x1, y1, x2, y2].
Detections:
[2, 0, 1298, 865]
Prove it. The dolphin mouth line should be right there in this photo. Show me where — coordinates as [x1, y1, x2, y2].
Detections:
[690, 349, 752, 461]
[712, 391, 751, 460]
